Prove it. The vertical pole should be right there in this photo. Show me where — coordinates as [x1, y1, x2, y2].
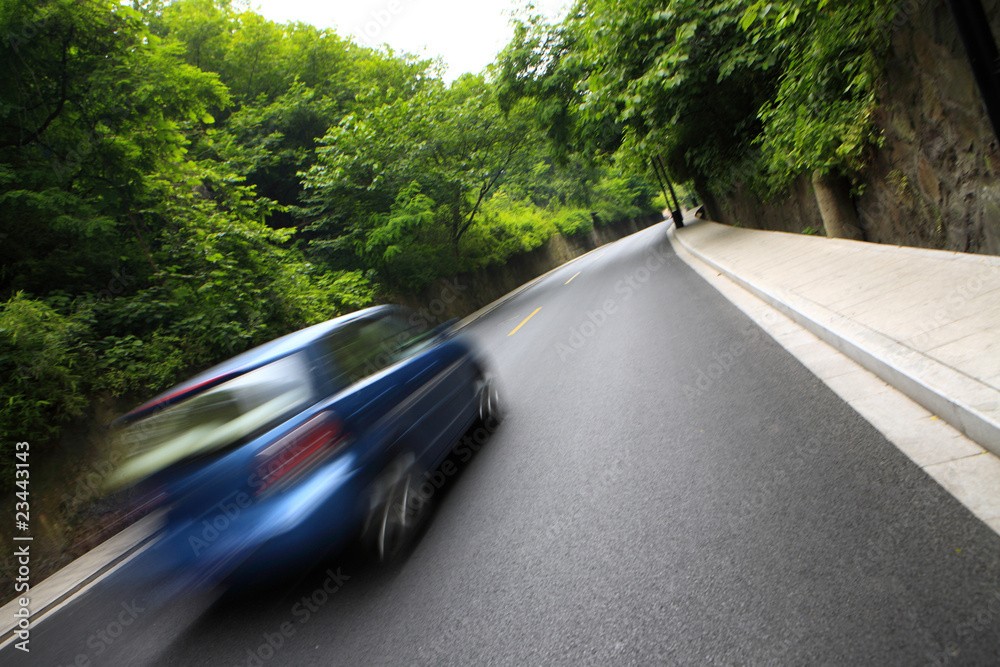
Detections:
[655, 155, 684, 228]
[650, 157, 671, 215]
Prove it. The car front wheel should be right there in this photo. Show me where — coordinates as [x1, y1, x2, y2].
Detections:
[479, 376, 504, 429]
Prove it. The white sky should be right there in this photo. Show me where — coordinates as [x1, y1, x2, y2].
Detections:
[247, 0, 572, 82]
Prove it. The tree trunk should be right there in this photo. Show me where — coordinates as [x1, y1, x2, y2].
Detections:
[452, 190, 462, 257]
[812, 170, 865, 241]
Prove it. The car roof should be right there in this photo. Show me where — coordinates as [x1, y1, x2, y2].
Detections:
[116, 305, 400, 425]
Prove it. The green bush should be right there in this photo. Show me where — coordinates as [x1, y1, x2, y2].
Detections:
[0, 294, 90, 482]
[591, 175, 659, 226]
[651, 192, 668, 212]
[92, 331, 187, 397]
[553, 208, 594, 237]
[471, 190, 558, 264]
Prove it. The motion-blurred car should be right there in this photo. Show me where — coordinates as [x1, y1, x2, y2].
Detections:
[109, 305, 502, 586]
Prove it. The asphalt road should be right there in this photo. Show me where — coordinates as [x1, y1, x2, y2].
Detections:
[7, 221, 1000, 665]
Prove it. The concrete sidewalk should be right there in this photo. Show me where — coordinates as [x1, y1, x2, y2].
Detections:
[673, 219, 1000, 458]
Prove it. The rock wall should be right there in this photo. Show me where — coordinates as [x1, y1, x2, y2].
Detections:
[710, 174, 824, 235]
[394, 213, 664, 323]
[712, 0, 1000, 256]
[860, 0, 1000, 253]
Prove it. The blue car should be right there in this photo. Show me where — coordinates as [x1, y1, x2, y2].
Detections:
[109, 305, 502, 586]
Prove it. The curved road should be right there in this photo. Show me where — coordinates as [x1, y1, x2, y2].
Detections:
[8, 222, 1000, 665]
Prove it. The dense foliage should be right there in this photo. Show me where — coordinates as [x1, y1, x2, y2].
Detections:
[498, 0, 898, 199]
[0, 0, 657, 482]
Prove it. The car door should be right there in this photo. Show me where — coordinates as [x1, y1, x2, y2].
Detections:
[315, 313, 466, 469]
[370, 314, 475, 467]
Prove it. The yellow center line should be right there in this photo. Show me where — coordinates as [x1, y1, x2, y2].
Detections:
[564, 271, 581, 285]
[508, 307, 542, 337]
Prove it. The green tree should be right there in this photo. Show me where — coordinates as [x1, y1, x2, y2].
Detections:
[0, 0, 373, 472]
[0, 0, 229, 298]
[740, 0, 897, 189]
[498, 0, 896, 209]
[303, 75, 540, 288]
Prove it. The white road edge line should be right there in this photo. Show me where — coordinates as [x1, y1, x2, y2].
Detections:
[666, 224, 1000, 536]
[455, 235, 626, 330]
[0, 530, 159, 650]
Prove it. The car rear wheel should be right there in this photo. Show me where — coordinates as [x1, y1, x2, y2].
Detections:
[365, 455, 430, 563]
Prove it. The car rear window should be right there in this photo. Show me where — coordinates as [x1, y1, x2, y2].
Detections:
[109, 352, 314, 488]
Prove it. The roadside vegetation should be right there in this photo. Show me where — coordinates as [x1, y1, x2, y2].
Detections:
[0, 0, 658, 494]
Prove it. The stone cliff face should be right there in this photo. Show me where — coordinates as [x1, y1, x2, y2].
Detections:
[708, 176, 824, 235]
[714, 0, 1000, 256]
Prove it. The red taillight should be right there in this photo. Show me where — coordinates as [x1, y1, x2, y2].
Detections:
[254, 412, 348, 494]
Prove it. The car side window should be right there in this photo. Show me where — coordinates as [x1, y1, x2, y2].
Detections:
[320, 314, 433, 385]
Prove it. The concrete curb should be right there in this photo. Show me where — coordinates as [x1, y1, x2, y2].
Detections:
[671, 224, 1000, 458]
